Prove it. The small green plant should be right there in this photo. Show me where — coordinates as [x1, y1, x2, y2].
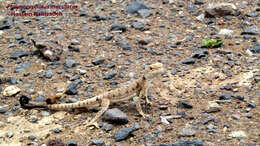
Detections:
[201, 38, 223, 48]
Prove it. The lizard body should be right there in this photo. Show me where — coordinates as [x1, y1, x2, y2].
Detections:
[20, 63, 165, 128]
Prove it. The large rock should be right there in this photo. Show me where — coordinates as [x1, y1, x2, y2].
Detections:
[125, 0, 150, 14]
[205, 3, 237, 18]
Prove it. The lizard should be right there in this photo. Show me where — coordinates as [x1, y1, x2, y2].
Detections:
[20, 63, 165, 128]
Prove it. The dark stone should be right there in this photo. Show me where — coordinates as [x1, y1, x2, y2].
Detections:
[92, 58, 105, 65]
[68, 45, 80, 52]
[138, 9, 152, 18]
[64, 59, 77, 68]
[186, 5, 199, 11]
[222, 84, 232, 90]
[231, 94, 244, 101]
[178, 128, 196, 137]
[144, 132, 154, 141]
[248, 103, 256, 108]
[53, 128, 61, 133]
[79, 10, 88, 16]
[110, 24, 127, 32]
[246, 12, 259, 17]
[91, 139, 104, 146]
[182, 59, 196, 65]
[103, 72, 117, 80]
[194, 0, 205, 5]
[216, 49, 232, 55]
[241, 25, 259, 35]
[0, 107, 6, 114]
[103, 108, 129, 124]
[114, 128, 137, 142]
[0, 17, 13, 30]
[91, 15, 108, 21]
[10, 50, 30, 59]
[125, 0, 150, 14]
[116, 40, 131, 50]
[191, 50, 208, 59]
[35, 94, 45, 102]
[205, 4, 235, 18]
[45, 70, 53, 78]
[28, 135, 36, 140]
[170, 69, 177, 75]
[65, 82, 80, 95]
[15, 34, 23, 40]
[14, 61, 32, 73]
[69, 75, 80, 81]
[101, 123, 113, 132]
[250, 40, 260, 53]
[131, 21, 146, 31]
[219, 93, 232, 100]
[66, 141, 77, 146]
[177, 100, 193, 109]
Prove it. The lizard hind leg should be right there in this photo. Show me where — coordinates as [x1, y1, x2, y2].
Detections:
[85, 99, 110, 128]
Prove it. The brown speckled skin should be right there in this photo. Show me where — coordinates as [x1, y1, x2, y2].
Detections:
[46, 63, 164, 110]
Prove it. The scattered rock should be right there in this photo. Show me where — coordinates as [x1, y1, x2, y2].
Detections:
[68, 45, 80, 52]
[114, 128, 137, 142]
[31, 39, 63, 61]
[218, 29, 234, 37]
[231, 114, 240, 120]
[45, 70, 53, 78]
[151, 140, 203, 146]
[178, 127, 196, 137]
[110, 24, 127, 32]
[91, 139, 104, 146]
[65, 82, 80, 95]
[46, 139, 65, 146]
[246, 12, 259, 17]
[219, 93, 232, 100]
[103, 108, 129, 124]
[14, 61, 33, 73]
[205, 3, 237, 18]
[125, 0, 150, 14]
[131, 21, 146, 31]
[138, 9, 152, 18]
[182, 58, 196, 65]
[2, 85, 20, 96]
[101, 123, 113, 132]
[194, 0, 205, 5]
[92, 58, 105, 66]
[248, 102, 256, 108]
[228, 131, 247, 138]
[241, 25, 259, 35]
[104, 72, 117, 80]
[177, 100, 193, 109]
[65, 59, 77, 68]
[71, 39, 81, 45]
[40, 111, 50, 116]
[66, 141, 77, 146]
[191, 50, 208, 59]
[0, 17, 13, 30]
[10, 50, 30, 59]
[138, 37, 152, 45]
[116, 40, 131, 50]
[250, 40, 260, 53]
[205, 102, 221, 113]
[7, 132, 14, 138]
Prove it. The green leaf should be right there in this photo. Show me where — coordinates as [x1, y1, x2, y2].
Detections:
[201, 38, 223, 48]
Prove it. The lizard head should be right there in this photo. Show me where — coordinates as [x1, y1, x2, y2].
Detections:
[144, 63, 165, 80]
